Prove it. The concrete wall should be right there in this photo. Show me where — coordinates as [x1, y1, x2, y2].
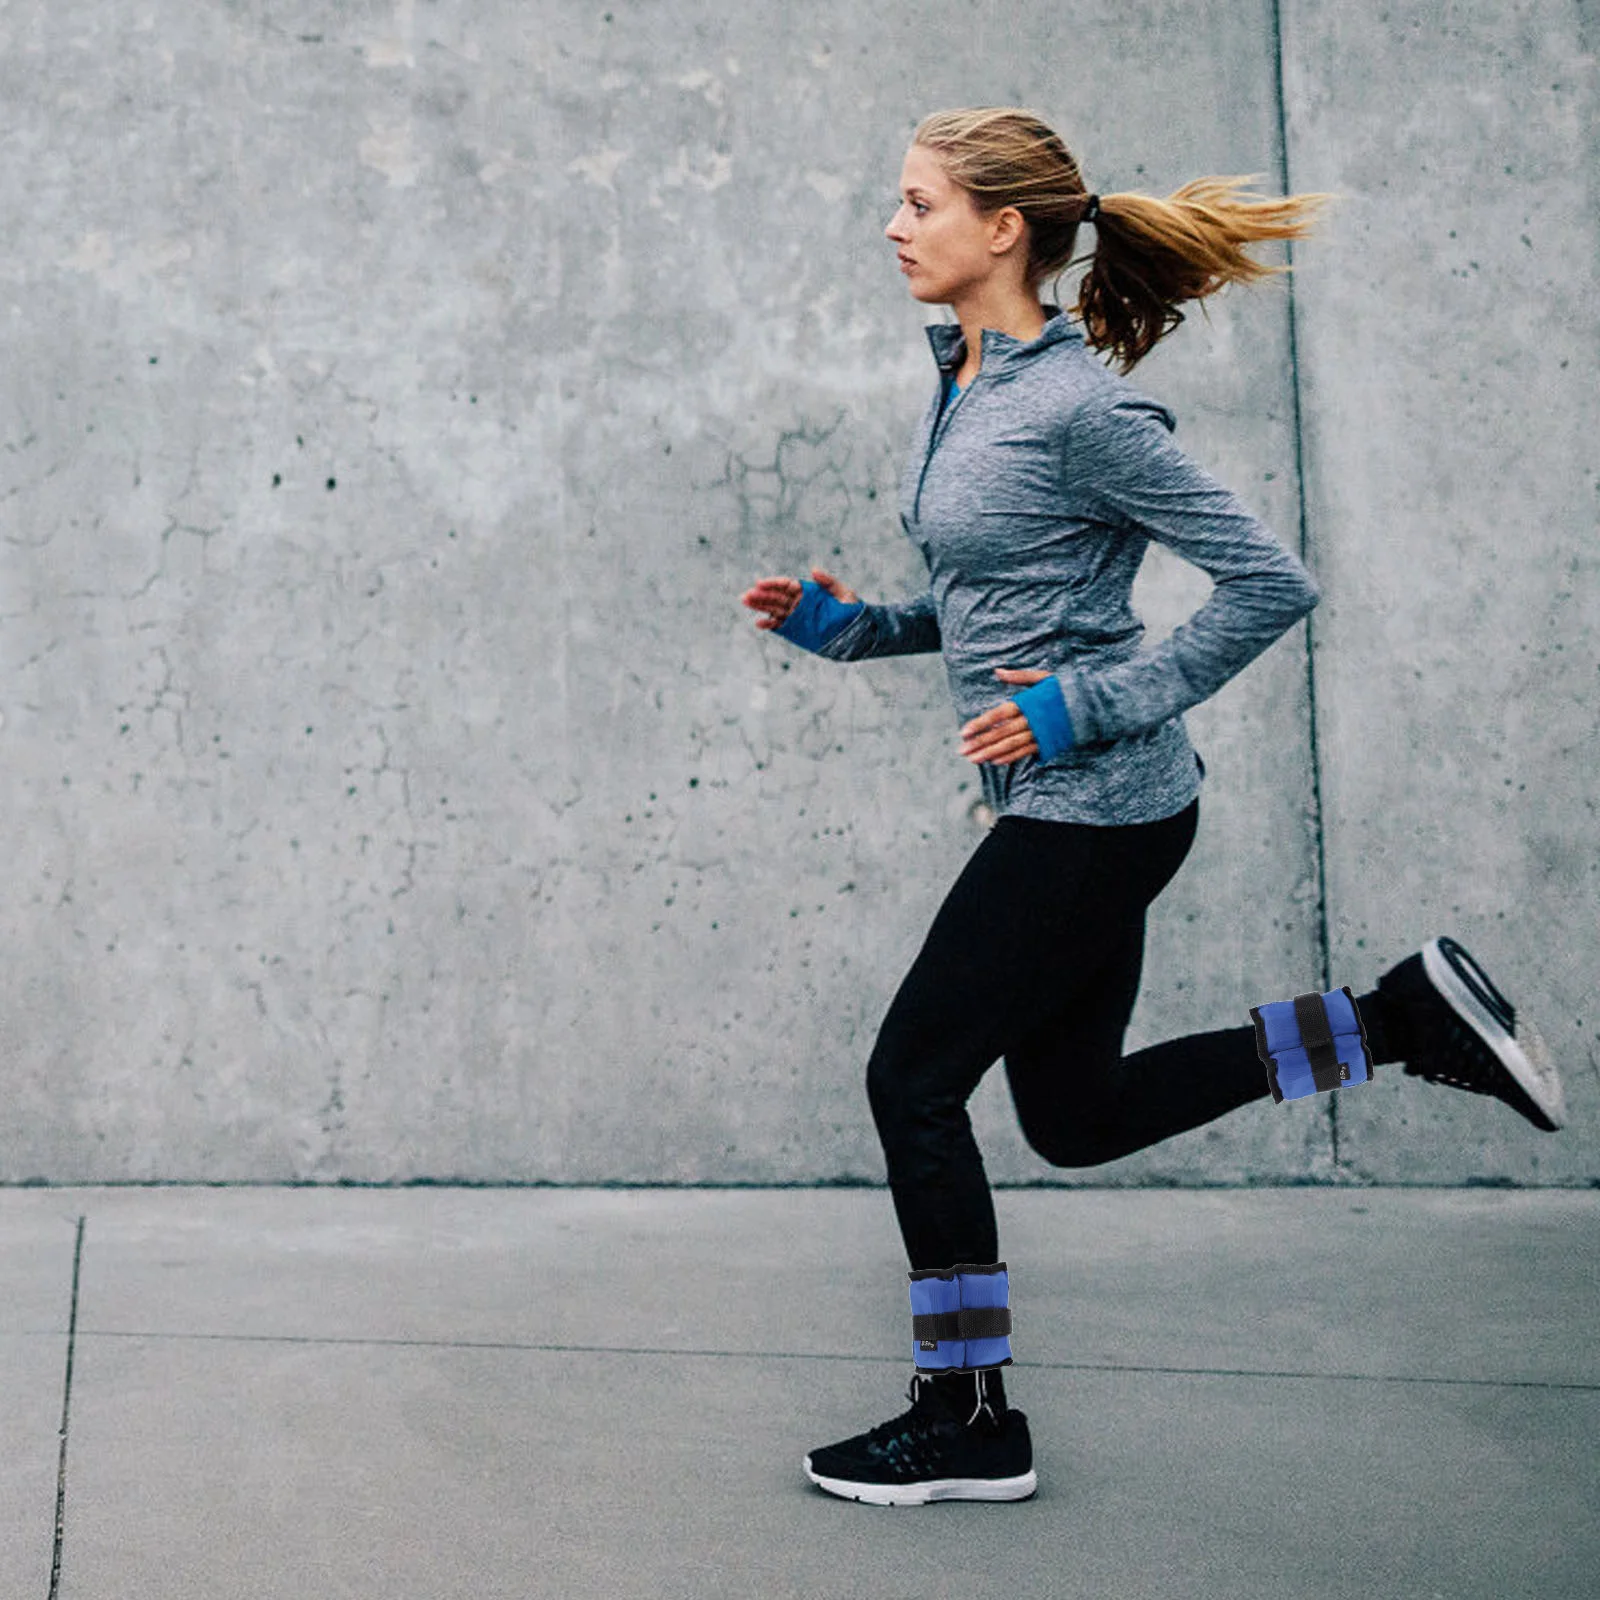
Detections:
[1, 1, 1593, 1184]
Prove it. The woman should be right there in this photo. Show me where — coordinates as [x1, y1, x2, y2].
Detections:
[740, 107, 1563, 1507]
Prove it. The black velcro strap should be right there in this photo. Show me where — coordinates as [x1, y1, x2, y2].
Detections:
[1292, 991, 1347, 1093]
[911, 1306, 1012, 1344]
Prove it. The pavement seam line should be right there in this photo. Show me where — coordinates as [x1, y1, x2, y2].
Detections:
[69, 1328, 1600, 1393]
[48, 1216, 85, 1600]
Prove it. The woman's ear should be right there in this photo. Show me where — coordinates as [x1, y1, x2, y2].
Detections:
[988, 205, 1029, 258]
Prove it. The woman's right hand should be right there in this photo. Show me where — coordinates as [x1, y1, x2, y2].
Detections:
[740, 567, 860, 631]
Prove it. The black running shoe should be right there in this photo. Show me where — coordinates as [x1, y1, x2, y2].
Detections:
[803, 1374, 1036, 1506]
[1377, 936, 1564, 1130]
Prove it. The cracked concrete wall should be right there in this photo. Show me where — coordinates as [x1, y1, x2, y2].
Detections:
[1, 1, 1593, 1184]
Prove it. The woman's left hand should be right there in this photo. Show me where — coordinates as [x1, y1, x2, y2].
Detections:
[959, 668, 1051, 765]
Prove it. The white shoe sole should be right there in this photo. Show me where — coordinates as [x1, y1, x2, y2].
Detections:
[1421, 938, 1565, 1129]
[803, 1458, 1037, 1506]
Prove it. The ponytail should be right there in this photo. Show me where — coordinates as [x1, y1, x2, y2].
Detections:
[910, 109, 1331, 373]
[1081, 177, 1329, 370]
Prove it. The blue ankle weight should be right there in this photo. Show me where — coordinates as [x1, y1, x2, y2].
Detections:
[1250, 985, 1373, 1103]
[908, 1262, 1013, 1371]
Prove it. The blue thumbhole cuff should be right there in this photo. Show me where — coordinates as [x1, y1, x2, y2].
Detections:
[1013, 676, 1075, 761]
[772, 581, 865, 654]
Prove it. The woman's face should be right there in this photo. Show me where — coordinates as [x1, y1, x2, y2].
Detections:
[885, 143, 1011, 305]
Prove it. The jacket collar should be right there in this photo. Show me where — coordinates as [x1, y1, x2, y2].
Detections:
[924, 305, 1085, 374]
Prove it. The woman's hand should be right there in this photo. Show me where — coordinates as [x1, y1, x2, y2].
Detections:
[959, 668, 1051, 765]
[741, 567, 859, 630]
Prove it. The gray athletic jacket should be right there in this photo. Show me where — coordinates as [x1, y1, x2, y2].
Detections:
[815, 310, 1322, 825]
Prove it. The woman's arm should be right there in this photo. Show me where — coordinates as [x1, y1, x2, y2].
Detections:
[742, 568, 942, 661]
[1049, 395, 1321, 747]
[814, 590, 942, 661]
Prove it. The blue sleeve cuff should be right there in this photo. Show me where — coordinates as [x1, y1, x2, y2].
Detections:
[773, 581, 866, 654]
[1013, 676, 1076, 762]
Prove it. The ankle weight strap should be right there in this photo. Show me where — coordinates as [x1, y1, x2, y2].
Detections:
[1249, 986, 1373, 1103]
[907, 1262, 1013, 1372]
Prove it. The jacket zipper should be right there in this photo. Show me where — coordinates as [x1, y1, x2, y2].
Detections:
[913, 365, 977, 524]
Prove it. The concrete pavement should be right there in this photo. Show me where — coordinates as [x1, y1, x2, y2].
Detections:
[3, 1185, 1597, 1599]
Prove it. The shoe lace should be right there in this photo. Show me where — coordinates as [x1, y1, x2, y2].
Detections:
[1404, 1004, 1501, 1094]
[862, 1377, 937, 1444]
[856, 1374, 1001, 1479]
[872, 1372, 999, 1439]
[1403, 939, 1518, 1095]
[965, 1369, 1003, 1428]
[856, 1382, 938, 1477]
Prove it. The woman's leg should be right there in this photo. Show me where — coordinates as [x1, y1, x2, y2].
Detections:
[1004, 935, 1277, 1166]
[865, 799, 1201, 1271]
[1003, 822, 1412, 1167]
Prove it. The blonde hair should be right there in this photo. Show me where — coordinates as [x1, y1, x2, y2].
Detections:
[912, 107, 1330, 371]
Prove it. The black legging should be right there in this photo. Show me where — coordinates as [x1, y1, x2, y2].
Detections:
[865, 798, 1404, 1270]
